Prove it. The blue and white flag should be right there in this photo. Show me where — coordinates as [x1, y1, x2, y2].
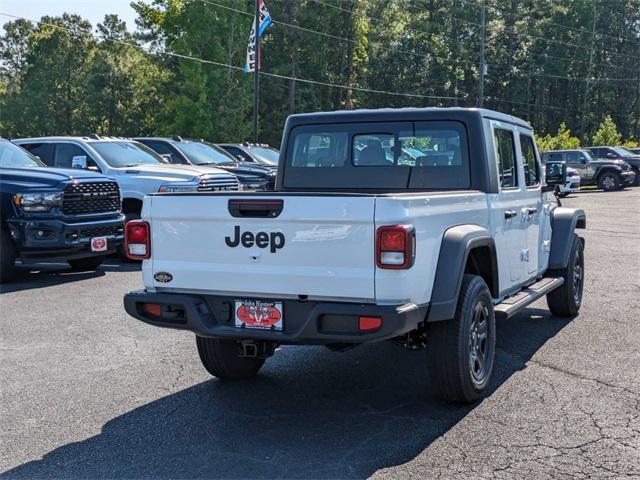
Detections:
[244, 0, 272, 73]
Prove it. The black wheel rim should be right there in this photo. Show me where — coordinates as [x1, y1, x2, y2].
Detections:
[572, 247, 583, 305]
[468, 302, 490, 385]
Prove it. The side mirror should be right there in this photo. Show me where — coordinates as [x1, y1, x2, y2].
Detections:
[160, 154, 173, 163]
[545, 161, 567, 187]
[71, 155, 87, 169]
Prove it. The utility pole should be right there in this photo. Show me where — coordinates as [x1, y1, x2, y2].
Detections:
[580, 4, 597, 140]
[253, 0, 260, 143]
[478, 0, 486, 108]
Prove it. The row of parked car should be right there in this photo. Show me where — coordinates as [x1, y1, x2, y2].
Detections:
[542, 146, 640, 194]
[0, 136, 280, 282]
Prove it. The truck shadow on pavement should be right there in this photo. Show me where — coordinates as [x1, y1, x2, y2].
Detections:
[3, 307, 574, 479]
[0, 262, 140, 294]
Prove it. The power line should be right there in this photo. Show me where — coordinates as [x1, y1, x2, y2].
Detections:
[0, 11, 466, 104]
[197, 0, 480, 70]
[485, 2, 640, 46]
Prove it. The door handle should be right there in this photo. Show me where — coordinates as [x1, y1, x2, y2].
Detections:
[504, 210, 517, 219]
[526, 207, 538, 215]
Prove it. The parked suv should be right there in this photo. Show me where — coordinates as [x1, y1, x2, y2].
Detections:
[135, 137, 276, 191]
[541, 149, 635, 191]
[14, 136, 239, 222]
[0, 139, 124, 281]
[124, 108, 586, 404]
[585, 146, 640, 186]
[218, 143, 279, 166]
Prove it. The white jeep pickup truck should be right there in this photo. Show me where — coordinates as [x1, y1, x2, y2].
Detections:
[124, 108, 586, 403]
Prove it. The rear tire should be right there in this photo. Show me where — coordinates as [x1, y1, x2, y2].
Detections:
[68, 256, 104, 271]
[597, 171, 621, 191]
[427, 274, 496, 403]
[196, 336, 265, 379]
[1, 229, 17, 283]
[546, 234, 584, 317]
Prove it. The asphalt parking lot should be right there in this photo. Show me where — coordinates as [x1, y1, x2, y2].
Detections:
[1, 188, 639, 479]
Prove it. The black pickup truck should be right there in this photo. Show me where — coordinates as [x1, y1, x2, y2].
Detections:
[0, 139, 124, 282]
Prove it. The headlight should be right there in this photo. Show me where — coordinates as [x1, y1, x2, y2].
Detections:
[13, 192, 63, 212]
[158, 183, 199, 193]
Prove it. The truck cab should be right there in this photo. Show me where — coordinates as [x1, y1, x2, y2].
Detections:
[123, 108, 586, 403]
[0, 139, 124, 281]
[14, 136, 240, 222]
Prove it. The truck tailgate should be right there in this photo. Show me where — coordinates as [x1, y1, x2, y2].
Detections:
[146, 194, 376, 301]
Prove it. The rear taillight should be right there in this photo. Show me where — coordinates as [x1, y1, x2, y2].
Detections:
[376, 225, 415, 269]
[125, 220, 150, 259]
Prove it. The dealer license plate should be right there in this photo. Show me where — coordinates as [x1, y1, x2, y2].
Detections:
[90, 236, 108, 252]
[234, 299, 283, 331]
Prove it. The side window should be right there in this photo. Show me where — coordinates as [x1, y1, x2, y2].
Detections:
[225, 146, 251, 163]
[54, 143, 90, 169]
[520, 135, 539, 187]
[22, 143, 54, 166]
[565, 151, 582, 164]
[494, 128, 518, 189]
[143, 141, 183, 164]
[546, 152, 564, 162]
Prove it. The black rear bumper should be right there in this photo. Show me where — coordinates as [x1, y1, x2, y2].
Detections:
[123, 290, 428, 345]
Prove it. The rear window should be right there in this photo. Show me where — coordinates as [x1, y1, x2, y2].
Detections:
[284, 121, 470, 190]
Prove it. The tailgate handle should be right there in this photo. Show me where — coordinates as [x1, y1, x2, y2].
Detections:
[228, 199, 283, 218]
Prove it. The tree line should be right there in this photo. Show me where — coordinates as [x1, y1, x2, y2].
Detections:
[1, 0, 639, 148]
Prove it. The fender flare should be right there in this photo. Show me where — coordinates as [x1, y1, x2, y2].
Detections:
[427, 224, 498, 322]
[548, 207, 586, 269]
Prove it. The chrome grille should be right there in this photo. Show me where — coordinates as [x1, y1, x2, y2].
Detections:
[197, 175, 239, 192]
[62, 181, 120, 215]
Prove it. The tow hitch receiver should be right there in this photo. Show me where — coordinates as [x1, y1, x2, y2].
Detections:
[238, 340, 277, 358]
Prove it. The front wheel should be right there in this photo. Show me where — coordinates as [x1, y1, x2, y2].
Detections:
[546, 234, 584, 317]
[196, 336, 265, 379]
[427, 275, 496, 403]
[597, 172, 621, 191]
[68, 256, 104, 271]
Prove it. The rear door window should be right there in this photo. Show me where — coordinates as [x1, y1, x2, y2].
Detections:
[519, 135, 539, 187]
[494, 128, 518, 189]
[20, 143, 55, 166]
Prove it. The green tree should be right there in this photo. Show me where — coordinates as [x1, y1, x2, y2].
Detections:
[84, 15, 170, 135]
[536, 122, 581, 152]
[592, 115, 622, 146]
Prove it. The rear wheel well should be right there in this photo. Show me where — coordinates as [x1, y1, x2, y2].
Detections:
[464, 246, 498, 298]
[122, 198, 142, 216]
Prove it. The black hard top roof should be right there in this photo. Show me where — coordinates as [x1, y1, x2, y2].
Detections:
[285, 107, 533, 130]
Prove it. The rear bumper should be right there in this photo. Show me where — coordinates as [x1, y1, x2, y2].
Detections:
[7, 215, 124, 262]
[123, 290, 428, 344]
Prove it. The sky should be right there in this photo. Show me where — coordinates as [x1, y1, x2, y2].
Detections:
[0, 0, 139, 31]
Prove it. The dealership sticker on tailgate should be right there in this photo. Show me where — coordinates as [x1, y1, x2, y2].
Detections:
[234, 300, 283, 331]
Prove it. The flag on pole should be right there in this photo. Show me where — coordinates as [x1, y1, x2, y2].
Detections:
[244, 0, 272, 73]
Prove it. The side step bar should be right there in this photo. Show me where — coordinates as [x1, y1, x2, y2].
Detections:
[494, 277, 564, 320]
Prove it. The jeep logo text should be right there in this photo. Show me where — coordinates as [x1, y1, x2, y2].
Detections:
[225, 226, 285, 253]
